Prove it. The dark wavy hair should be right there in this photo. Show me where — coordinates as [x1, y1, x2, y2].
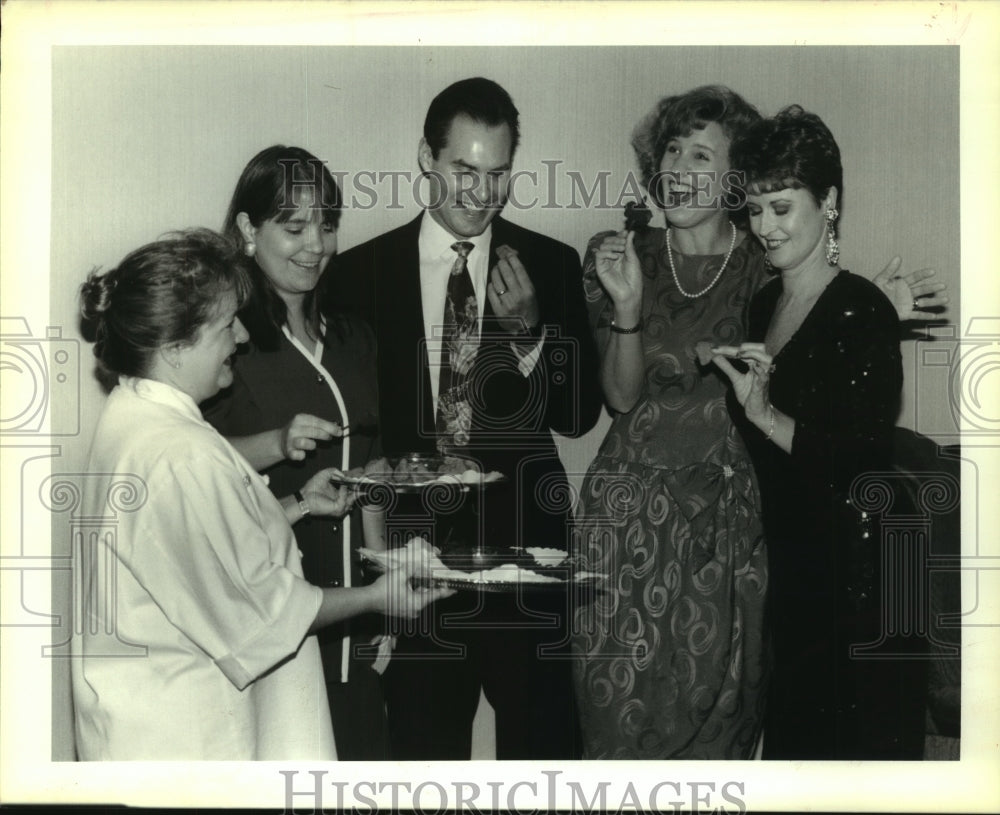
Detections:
[631, 84, 762, 200]
[423, 77, 520, 159]
[730, 105, 844, 214]
[80, 228, 249, 381]
[222, 145, 344, 351]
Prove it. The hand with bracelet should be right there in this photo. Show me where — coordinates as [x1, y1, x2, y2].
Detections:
[591, 229, 645, 411]
[281, 466, 356, 524]
[711, 343, 792, 454]
[594, 230, 643, 332]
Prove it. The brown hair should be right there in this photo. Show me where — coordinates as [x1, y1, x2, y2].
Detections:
[80, 228, 249, 380]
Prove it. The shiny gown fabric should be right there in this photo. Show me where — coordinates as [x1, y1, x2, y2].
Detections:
[572, 227, 769, 759]
[745, 271, 925, 760]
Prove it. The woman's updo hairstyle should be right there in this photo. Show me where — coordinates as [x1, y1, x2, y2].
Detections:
[80, 228, 249, 380]
[730, 104, 844, 214]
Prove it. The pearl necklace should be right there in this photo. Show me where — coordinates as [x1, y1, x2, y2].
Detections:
[665, 222, 738, 299]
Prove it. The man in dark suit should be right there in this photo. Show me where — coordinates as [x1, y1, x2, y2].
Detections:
[329, 77, 602, 759]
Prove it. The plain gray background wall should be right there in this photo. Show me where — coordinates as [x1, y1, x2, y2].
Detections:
[49, 45, 959, 759]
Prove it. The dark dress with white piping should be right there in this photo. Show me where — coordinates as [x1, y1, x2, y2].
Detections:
[202, 313, 389, 760]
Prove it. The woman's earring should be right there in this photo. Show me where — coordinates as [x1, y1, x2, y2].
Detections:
[245, 242, 256, 257]
[161, 345, 184, 371]
[825, 208, 840, 266]
[763, 253, 773, 272]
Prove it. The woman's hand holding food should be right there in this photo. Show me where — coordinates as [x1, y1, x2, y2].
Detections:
[711, 343, 773, 425]
[594, 230, 643, 325]
[594, 230, 645, 413]
[712, 343, 793, 453]
[279, 413, 345, 461]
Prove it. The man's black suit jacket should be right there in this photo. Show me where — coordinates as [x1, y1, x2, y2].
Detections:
[329, 213, 602, 552]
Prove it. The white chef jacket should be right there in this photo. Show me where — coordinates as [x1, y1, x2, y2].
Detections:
[71, 377, 335, 760]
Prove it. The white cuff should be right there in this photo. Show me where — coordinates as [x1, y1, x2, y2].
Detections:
[512, 334, 545, 377]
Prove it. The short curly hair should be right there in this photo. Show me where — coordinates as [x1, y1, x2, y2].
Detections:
[631, 85, 762, 196]
[730, 105, 843, 213]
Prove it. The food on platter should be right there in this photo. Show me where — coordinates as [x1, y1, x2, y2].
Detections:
[358, 537, 601, 589]
[524, 547, 569, 567]
[357, 537, 447, 576]
[332, 454, 503, 490]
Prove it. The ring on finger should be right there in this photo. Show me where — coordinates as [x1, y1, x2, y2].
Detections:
[496, 287, 507, 295]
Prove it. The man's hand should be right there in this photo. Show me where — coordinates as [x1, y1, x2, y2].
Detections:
[487, 245, 540, 335]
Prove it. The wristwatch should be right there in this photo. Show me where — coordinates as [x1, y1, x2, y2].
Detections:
[293, 489, 311, 517]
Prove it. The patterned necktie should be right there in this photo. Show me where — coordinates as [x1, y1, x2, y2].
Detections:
[436, 241, 478, 450]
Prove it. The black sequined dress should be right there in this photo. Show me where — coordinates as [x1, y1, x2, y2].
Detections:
[742, 270, 926, 759]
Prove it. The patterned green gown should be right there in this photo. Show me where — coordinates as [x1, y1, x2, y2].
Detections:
[572, 226, 769, 759]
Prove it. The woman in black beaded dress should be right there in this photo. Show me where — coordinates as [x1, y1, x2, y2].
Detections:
[714, 106, 927, 759]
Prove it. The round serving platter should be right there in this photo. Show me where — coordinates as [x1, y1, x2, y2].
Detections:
[329, 452, 507, 495]
[358, 544, 605, 593]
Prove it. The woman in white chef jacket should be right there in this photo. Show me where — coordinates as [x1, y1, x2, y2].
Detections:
[72, 228, 452, 760]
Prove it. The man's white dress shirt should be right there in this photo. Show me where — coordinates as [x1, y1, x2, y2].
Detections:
[418, 214, 542, 415]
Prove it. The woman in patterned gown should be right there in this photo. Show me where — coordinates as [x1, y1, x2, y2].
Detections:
[571, 85, 948, 759]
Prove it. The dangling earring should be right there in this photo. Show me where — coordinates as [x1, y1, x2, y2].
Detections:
[825, 208, 840, 266]
[245, 242, 256, 257]
[763, 252, 773, 273]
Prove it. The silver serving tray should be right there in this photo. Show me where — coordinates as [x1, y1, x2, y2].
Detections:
[329, 452, 506, 494]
